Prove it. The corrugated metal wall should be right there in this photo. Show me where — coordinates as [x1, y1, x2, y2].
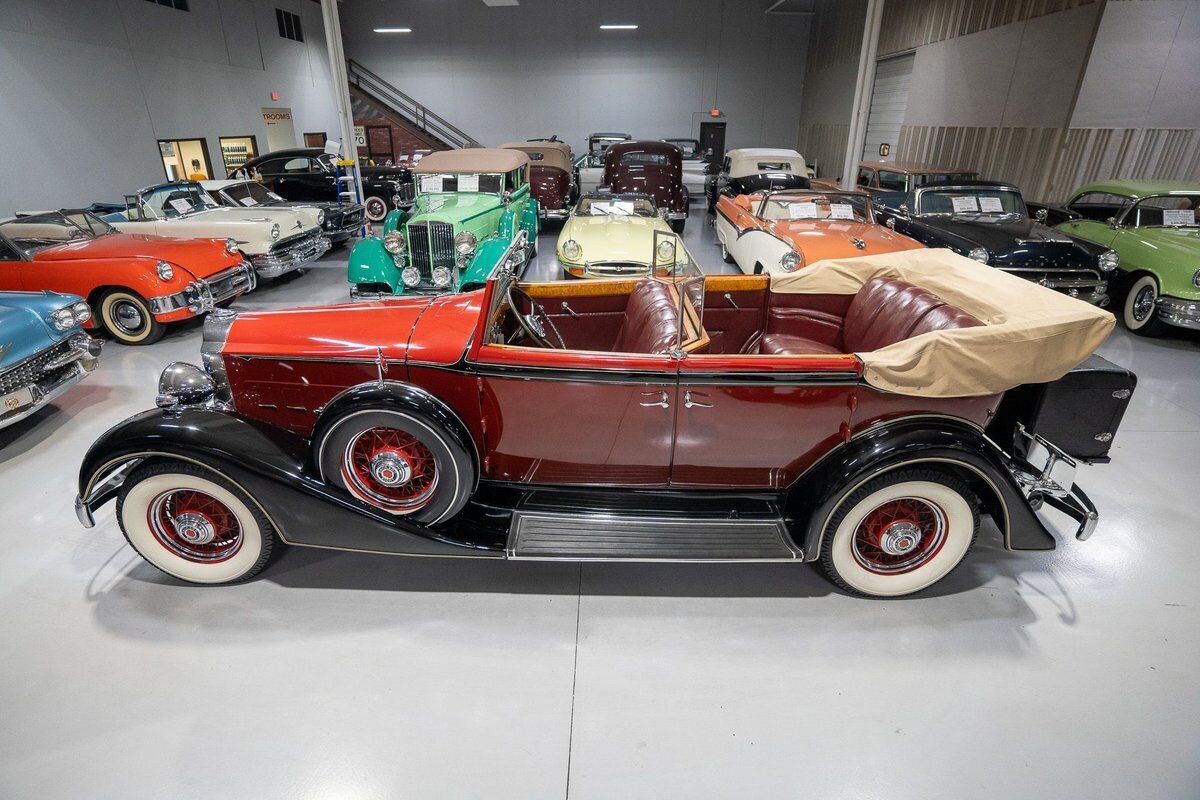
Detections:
[797, 122, 850, 178]
[878, 0, 1100, 55]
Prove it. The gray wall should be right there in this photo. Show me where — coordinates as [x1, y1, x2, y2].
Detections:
[339, 0, 811, 156]
[0, 0, 341, 214]
[795, 0, 865, 178]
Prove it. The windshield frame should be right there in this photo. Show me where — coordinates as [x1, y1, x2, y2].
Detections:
[755, 190, 875, 224]
[415, 172, 505, 197]
[1123, 193, 1200, 229]
[136, 182, 221, 219]
[913, 185, 1029, 218]
[0, 210, 118, 258]
[575, 192, 659, 218]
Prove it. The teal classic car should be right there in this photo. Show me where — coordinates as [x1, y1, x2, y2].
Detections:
[1045, 181, 1200, 335]
[348, 148, 538, 297]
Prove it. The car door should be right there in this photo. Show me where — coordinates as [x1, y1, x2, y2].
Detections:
[472, 344, 679, 486]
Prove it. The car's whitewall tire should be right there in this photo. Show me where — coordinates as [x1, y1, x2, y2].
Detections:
[1122, 274, 1168, 336]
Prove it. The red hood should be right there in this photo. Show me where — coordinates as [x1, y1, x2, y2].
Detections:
[224, 296, 435, 360]
[408, 290, 486, 365]
[35, 233, 239, 279]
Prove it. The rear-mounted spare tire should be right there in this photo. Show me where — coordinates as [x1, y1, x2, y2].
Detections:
[317, 409, 475, 525]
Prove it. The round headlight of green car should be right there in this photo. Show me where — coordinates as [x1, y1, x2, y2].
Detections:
[968, 247, 989, 263]
[656, 239, 676, 262]
[562, 239, 582, 261]
[401, 267, 421, 287]
[1099, 250, 1119, 272]
[432, 266, 453, 288]
[383, 231, 406, 255]
[156, 261, 174, 280]
[454, 231, 477, 256]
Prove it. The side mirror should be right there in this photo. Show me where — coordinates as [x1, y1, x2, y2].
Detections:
[898, 203, 910, 214]
[1035, 208, 1048, 223]
[1106, 216, 1119, 229]
[503, 190, 513, 203]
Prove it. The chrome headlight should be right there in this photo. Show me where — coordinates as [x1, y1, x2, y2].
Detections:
[562, 239, 582, 261]
[156, 260, 174, 281]
[454, 231, 477, 255]
[49, 306, 76, 331]
[968, 247, 989, 263]
[1193, 268, 1200, 288]
[270, 223, 281, 240]
[401, 266, 421, 287]
[71, 301, 92, 325]
[656, 239, 676, 262]
[1099, 249, 1119, 272]
[224, 238, 238, 255]
[316, 210, 326, 225]
[155, 362, 216, 409]
[780, 251, 802, 272]
[432, 266, 453, 288]
[383, 230, 406, 255]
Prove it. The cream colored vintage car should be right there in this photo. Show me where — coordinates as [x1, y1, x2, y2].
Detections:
[556, 192, 688, 278]
[101, 181, 330, 279]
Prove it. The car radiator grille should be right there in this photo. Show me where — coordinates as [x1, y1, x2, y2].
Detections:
[407, 221, 455, 283]
[0, 339, 73, 396]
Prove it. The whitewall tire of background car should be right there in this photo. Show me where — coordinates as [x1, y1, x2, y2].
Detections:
[117, 462, 278, 584]
[1122, 274, 1168, 337]
[820, 468, 978, 597]
[99, 289, 164, 345]
[364, 196, 389, 222]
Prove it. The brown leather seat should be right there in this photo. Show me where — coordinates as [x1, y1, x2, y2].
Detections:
[760, 277, 982, 355]
[613, 280, 680, 354]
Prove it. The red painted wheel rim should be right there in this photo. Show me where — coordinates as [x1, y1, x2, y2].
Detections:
[852, 497, 947, 575]
[147, 489, 243, 563]
[341, 426, 438, 513]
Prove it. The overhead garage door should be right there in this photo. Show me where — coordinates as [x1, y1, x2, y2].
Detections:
[862, 53, 914, 162]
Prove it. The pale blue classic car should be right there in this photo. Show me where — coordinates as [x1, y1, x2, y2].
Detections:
[0, 290, 102, 432]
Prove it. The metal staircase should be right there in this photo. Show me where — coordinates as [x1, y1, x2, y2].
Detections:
[346, 59, 480, 150]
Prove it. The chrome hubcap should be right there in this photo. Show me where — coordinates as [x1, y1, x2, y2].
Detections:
[114, 301, 144, 330]
[172, 512, 216, 545]
[369, 451, 412, 487]
[1132, 286, 1155, 322]
[879, 521, 922, 556]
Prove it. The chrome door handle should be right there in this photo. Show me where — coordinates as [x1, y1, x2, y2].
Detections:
[639, 390, 670, 408]
[684, 390, 713, 409]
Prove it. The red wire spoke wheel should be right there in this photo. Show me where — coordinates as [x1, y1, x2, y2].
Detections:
[341, 426, 439, 513]
[147, 489, 244, 563]
[850, 497, 947, 575]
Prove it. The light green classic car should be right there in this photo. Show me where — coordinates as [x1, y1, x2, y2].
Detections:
[1047, 181, 1200, 336]
[348, 148, 539, 297]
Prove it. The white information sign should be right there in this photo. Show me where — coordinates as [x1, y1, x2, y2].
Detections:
[169, 198, 194, 214]
[951, 195, 980, 213]
[419, 174, 444, 193]
[789, 201, 819, 219]
[829, 203, 855, 220]
[457, 174, 479, 192]
[354, 125, 366, 148]
[1162, 208, 1196, 226]
[978, 196, 1004, 213]
[240, 197, 258, 207]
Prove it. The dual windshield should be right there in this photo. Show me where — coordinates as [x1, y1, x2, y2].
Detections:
[576, 195, 657, 217]
[140, 184, 219, 218]
[416, 173, 503, 195]
[0, 211, 116, 257]
[917, 188, 1027, 217]
[1129, 195, 1200, 228]
[759, 193, 871, 223]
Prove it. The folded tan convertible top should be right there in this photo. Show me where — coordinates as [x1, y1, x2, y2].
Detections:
[769, 249, 1116, 398]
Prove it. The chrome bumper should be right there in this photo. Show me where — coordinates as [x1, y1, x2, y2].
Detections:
[75, 459, 138, 528]
[0, 334, 102, 432]
[349, 285, 398, 301]
[1004, 268, 1109, 307]
[540, 208, 570, 220]
[252, 235, 332, 278]
[1009, 424, 1098, 541]
[1157, 296, 1200, 330]
[667, 211, 688, 221]
[148, 261, 257, 315]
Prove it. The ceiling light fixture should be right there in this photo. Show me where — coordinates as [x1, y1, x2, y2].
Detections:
[600, 24, 638, 30]
[374, 27, 412, 33]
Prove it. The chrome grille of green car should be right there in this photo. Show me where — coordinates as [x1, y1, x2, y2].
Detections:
[407, 221, 456, 283]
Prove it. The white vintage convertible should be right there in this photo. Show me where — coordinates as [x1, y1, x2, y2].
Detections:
[100, 181, 330, 279]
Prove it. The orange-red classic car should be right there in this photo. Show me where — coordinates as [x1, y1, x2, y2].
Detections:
[76, 248, 1133, 597]
[0, 210, 255, 344]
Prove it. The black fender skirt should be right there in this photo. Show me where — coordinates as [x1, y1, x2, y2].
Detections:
[77, 408, 500, 558]
[784, 417, 1058, 559]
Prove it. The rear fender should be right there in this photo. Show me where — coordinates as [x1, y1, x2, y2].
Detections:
[783, 416, 1056, 560]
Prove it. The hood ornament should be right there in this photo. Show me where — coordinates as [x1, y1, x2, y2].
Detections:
[850, 237, 866, 250]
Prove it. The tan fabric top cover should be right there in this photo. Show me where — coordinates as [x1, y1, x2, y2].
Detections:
[499, 142, 572, 173]
[415, 148, 530, 175]
[769, 249, 1116, 398]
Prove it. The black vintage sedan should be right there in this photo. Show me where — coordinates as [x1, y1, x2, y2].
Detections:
[202, 179, 365, 245]
[236, 148, 414, 223]
[873, 181, 1119, 305]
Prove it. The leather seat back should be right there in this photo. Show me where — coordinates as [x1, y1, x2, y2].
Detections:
[843, 277, 981, 352]
[613, 280, 680, 354]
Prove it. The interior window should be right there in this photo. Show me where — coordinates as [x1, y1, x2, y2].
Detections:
[282, 157, 314, 173]
[1130, 195, 1200, 228]
[254, 158, 287, 175]
[856, 168, 873, 187]
[0, 238, 21, 261]
[223, 184, 249, 204]
[878, 170, 907, 192]
[1068, 192, 1130, 222]
[418, 173, 504, 194]
[578, 195, 656, 217]
[620, 153, 670, 167]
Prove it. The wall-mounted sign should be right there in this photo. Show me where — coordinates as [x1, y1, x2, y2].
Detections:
[354, 126, 367, 148]
[879, 143, 891, 157]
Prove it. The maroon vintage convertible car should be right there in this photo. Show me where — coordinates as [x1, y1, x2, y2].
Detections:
[75, 247, 1131, 597]
[603, 140, 690, 232]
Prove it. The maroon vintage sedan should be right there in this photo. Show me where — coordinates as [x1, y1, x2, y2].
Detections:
[603, 140, 690, 232]
[502, 140, 576, 222]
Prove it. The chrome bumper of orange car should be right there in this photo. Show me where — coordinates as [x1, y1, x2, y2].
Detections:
[149, 261, 257, 315]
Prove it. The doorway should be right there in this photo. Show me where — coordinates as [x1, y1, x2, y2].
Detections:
[699, 121, 726, 164]
[862, 53, 914, 162]
[219, 136, 258, 176]
[158, 138, 214, 181]
[364, 125, 394, 164]
[261, 107, 297, 153]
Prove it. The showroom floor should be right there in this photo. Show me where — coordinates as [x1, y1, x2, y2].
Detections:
[1, 217, 1198, 799]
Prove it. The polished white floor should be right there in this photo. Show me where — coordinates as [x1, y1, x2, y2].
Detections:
[1, 217, 1199, 799]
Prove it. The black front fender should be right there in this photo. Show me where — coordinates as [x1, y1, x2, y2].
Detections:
[77, 408, 495, 557]
[784, 417, 1057, 560]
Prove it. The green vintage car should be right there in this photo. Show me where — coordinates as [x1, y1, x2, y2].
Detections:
[348, 148, 539, 297]
[1045, 181, 1200, 336]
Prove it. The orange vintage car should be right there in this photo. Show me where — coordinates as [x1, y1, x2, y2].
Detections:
[0, 210, 255, 345]
[713, 189, 922, 275]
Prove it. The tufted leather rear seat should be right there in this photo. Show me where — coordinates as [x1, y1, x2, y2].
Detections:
[613, 280, 681, 354]
[759, 277, 982, 355]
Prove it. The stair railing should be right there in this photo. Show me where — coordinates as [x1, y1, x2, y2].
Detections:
[347, 59, 480, 149]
